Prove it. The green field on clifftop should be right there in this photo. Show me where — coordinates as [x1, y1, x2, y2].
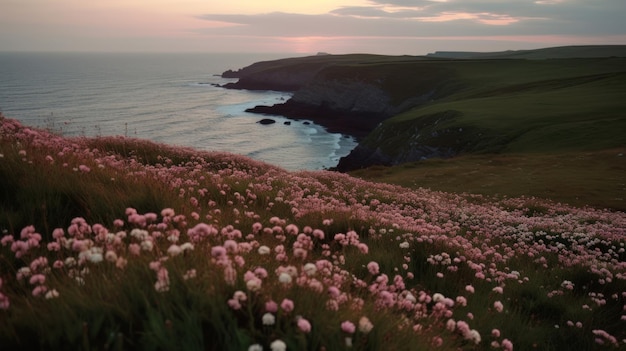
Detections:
[357, 57, 626, 156]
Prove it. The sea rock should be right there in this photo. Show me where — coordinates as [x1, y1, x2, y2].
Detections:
[258, 118, 276, 125]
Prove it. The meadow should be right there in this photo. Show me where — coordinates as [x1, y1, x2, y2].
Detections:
[350, 148, 626, 212]
[1, 114, 625, 350]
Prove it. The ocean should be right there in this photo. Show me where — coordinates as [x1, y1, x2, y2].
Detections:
[0, 52, 357, 171]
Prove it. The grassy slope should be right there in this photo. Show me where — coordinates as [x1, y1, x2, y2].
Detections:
[360, 58, 626, 154]
[347, 57, 626, 210]
[350, 148, 626, 211]
[1, 115, 625, 350]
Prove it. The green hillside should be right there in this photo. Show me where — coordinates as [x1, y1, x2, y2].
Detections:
[346, 57, 626, 209]
[357, 57, 626, 157]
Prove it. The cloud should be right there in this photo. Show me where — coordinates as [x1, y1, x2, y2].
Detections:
[197, 0, 626, 40]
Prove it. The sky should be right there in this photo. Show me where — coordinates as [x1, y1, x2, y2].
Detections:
[1, 0, 625, 55]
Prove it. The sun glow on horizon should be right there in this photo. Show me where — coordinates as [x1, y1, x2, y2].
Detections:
[1, 0, 624, 53]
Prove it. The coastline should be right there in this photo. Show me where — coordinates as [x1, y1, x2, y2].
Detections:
[0, 52, 356, 171]
[245, 100, 386, 141]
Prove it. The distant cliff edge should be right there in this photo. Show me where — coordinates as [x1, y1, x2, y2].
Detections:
[221, 46, 626, 171]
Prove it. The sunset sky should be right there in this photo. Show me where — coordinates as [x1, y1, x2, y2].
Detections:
[1, 0, 625, 55]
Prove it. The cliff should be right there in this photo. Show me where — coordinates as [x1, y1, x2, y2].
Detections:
[221, 47, 626, 172]
[245, 79, 399, 138]
[224, 54, 455, 139]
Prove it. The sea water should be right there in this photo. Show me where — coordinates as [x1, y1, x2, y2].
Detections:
[0, 52, 357, 171]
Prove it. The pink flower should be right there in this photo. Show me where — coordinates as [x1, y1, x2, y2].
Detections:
[357, 243, 369, 254]
[47, 242, 61, 251]
[465, 285, 475, 294]
[280, 298, 294, 313]
[494, 301, 504, 313]
[432, 337, 443, 347]
[491, 329, 501, 338]
[285, 224, 299, 235]
[224, 265, 237, 286]
[52, 228, 65, 239]
[128, 243, 141, 256]
[29, 274, 46, 285]
[0, 292, 9, 309]
[227, 298, 241, 310]
[0, 235, 14, 247]
[32, 285, 48, 297]
[502, 339, 514, 351]
[341, 320, 356, 334]
[265, 300, 278, 313]
[312, 229, 324, 239]
[367, 261, 380, 275]
[297, 317, 312, 333]
[211, 246, 227, 258]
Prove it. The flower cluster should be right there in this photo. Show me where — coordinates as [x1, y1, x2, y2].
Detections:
[1, 116, 625, 350]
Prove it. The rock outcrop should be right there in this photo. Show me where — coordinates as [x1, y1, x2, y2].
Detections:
[245, 80, 398, 138]
[335, 110, 462, 171]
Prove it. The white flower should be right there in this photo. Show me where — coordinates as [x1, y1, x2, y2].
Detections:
[130, 229, 149, 240]
[167, 244, 182, 257]
[183, 269, 197, 280]
[262, 313, 276, 326]
[278, 272, 292, 284]
[258, 245, 271, 255]
[303, 263, 317, 276]
[358, 316, 374, 334]
[270, 339, 286, 351]
[432, 293, 445, 302]
[140, 240, 153, 251]
[468, 329, 481, 344]
[180, 242, 194, 252]
[248, 344, 263, 351]
[88, 251, 103, 263]
[45, 289, 59, 299]
[345, 337, 353, 347]
[404, 292, 416, 303]
[246, 277, 262, 291]
[399, 241, 410, 249]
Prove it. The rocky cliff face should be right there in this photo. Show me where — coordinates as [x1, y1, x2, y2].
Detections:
[243, 78, 400, 139]
[334, 111, 462, 171]
[291, 80, 393, 115]
[220, 54, 459, 170]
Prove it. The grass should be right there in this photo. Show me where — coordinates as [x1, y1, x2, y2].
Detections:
[354, 58, 626, 157]
[1, 111, 625, 351]
[350, 148, 626, 211]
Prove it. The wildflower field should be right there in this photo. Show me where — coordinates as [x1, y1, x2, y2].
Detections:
[1, 114, 625, 350]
